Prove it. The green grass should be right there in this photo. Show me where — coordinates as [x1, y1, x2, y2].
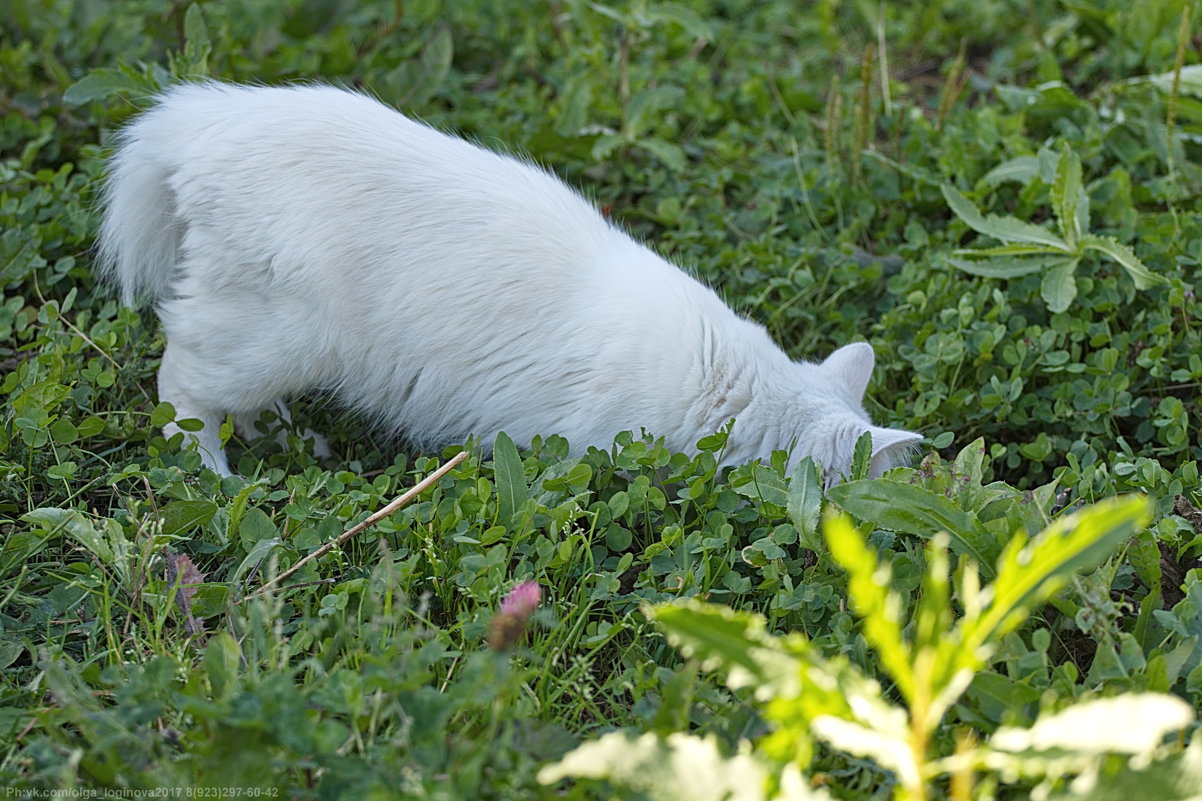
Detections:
[2, 0, 1202, 798]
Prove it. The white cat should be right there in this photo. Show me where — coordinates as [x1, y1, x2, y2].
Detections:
[99, 81, 921, 478]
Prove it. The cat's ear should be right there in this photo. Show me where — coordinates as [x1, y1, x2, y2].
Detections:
[868, 426, 924, 477]
[821, 342, 875, 400]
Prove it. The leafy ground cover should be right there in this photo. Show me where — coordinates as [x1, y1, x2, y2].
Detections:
[2, 0, 1202, 798]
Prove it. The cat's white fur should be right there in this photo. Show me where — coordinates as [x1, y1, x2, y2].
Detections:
[99, 82, 921, 478]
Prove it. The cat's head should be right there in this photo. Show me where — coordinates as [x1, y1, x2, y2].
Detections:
[788, 342, 923, 484]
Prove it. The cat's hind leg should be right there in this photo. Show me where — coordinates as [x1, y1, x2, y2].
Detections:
[154, 254, 334, 474]
[157, 342, 233, 476]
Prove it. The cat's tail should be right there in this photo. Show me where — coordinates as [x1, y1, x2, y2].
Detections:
[96, 97, 183, 307]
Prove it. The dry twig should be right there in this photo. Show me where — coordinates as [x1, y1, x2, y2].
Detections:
[244, 450, 469, 600]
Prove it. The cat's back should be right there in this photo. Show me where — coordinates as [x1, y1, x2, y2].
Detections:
[144, 83, 588, 216]
[140, 82, 469, 171]
[138, 82, 611, 282]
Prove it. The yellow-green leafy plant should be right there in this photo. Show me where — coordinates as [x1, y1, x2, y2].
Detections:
[541, 496, 1198, 800]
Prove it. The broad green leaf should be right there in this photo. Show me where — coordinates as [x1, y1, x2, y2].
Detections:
[0, 529, 55, 573]
[850, 430, 873, 481]
[914, 535, 953, 688]
[12, 380, 69, 418]
[863, 151, 944, 187]
[941, 184, 1070, 248]
[642, 4, 719, 40]
[238, 507, 277, 552]
[176, 417, 205, 433]
[652, 602, 869, 745]
[952, 437, 987, 487]
[995, 83, 1038, 111]
[161, 499, 218, 536]
[966, 670, 1042, 720]
[600, 520, 631, 552]
[1040, 258, 1080, 312]
[182, 2, 211, 70]
[1050, 147, 1086, 245]
[225, 480, 265, 546]
[811, 715, 916, 790]
[650, 663, 696, 735]
[989, 693, 1192, 756]
[0, 639, 24, 670]
[638, 137, 687, 171]
[23, 508, 113, 565]
[1029, 83, 1091, 117]
[626, 86, 684, 139]
[1081, 234, 1165, 289]
[1147, 63, 1202, 97]
[957, 243, 1072, 258]
[75, 416, 106, 437]
[731, 462, 789, 509]
[205, 631, 242, 701]
[826, 480, 999, 575]
[982, 155, 1040, 186]
[931, 431, 955, 448]
[947, 255, 1062, 279]
[492, 431, 526, 525]
[1158, 580, 1202, 678]
[946, 437, 1013, 517]
[1036, 145, 1061, 184]
[1055, 739, 1202, 801]
[150, 402, 177, 428]
[105, 518, 134, 585]
[960, 495, 1151, 660]
[787, 457, 823, 552]
[823, 513, 914, 701]
[760, 655, 902, 768]
[555, 73, 594, 136]
[183, 1, 209, 44]
[62, 68, 143, 106]
[591, 131, 625, 162]
[49, 418, 77, 445]
[232, 537, 286, 585]
[388, 25, 454, 107]
[538, 731, 826, 801]
[651, 601, 802, 700]
[418, 25, 454, 99]
[1129, 525, 1163, 593]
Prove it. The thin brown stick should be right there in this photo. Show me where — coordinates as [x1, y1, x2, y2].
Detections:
[245, 450, 469, 599]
